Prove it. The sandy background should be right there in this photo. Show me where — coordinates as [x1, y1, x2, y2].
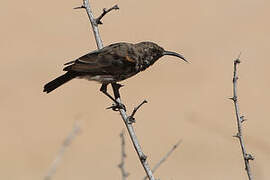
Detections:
[1, 0, 270, 179]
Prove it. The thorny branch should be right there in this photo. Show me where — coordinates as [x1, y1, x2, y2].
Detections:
[96, 5, 119, 25]
[74, 4, 119, 25]
[44, 122, 81, 180]
[118, 130, 129, 180]
[230, 56, 254, 180]
[77, 1, 156, 179]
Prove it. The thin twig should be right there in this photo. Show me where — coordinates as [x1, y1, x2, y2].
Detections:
[79, 1, 156, 179]
[118, 130, 129, 180]
[128, 100, 148, 123]
[96, 5, 119, 25]
[44, 122, 81, 180]
[80, 0, 103, 49]
[143, 140, 182, 180]
[231, 56, 254, 180]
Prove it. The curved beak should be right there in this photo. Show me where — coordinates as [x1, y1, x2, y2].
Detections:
[163, 50, 188, 63]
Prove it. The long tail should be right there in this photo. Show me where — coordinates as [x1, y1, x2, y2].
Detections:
[43, 72, 77, 93]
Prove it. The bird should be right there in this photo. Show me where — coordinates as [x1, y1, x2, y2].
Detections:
[43, 41, 187, 103]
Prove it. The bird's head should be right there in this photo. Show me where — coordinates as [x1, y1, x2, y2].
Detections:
[136, 42, 188, 65]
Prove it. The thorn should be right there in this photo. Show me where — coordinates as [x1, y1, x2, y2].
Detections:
[233, 133, 240, 138]
[245, 153, 254, 161]
[127, 116, 136, 124]
[233, 77, 239, 83]
[140, 154, 147, 162]
[240, 116, 247, 123]
[229, 96, 237, 101]
[74, 5, 85, 9]
[235, 59, 241, 64]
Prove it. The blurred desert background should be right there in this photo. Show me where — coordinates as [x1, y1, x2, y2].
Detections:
[1, 0, 270, 179]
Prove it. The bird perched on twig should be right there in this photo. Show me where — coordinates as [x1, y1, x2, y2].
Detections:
[43, 42, 188, 103]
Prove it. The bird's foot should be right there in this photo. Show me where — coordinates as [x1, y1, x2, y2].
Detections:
[107, 102, 126, 111]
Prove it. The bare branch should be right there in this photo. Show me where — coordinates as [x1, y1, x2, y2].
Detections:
[44, 122, 81, 180]
[128, 100, 148, 124]
[79, 0, 103, 49]
[118, 130, 129, 180]
[231, 56, 254, 180]
[143, 140, 182, 180]
[96, 5, 119, 25]
[79, 1, 156, 179]
[111, 83, 156, 180]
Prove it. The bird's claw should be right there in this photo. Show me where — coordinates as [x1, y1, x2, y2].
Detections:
[106, 102, 126, 111]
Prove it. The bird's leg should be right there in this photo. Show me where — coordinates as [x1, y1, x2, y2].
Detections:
[100, 83, 126, 111]
[111, 83, 123, 99]
[100, 83, 116, 102]
[111, 83, 126, 111]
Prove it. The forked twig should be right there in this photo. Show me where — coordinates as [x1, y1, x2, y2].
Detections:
[96, 5, 119, 24]
[230, 56, 254, 180]
[127, 100, 148, 123]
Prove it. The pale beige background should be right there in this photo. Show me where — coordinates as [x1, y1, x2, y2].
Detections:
[1, 0, 270, 179]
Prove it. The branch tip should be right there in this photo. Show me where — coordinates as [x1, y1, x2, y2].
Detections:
[74, 5, 85, 9]
[173, 139, 182, 149]
[235, 53, 241, 64]
[95, 4, 120, 25]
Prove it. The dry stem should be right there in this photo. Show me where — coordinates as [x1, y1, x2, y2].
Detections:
[231, 57, 254, 180]
[44, 122, 80, 180]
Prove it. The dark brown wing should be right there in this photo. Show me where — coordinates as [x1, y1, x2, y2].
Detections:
[63, 43, 137, 76]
